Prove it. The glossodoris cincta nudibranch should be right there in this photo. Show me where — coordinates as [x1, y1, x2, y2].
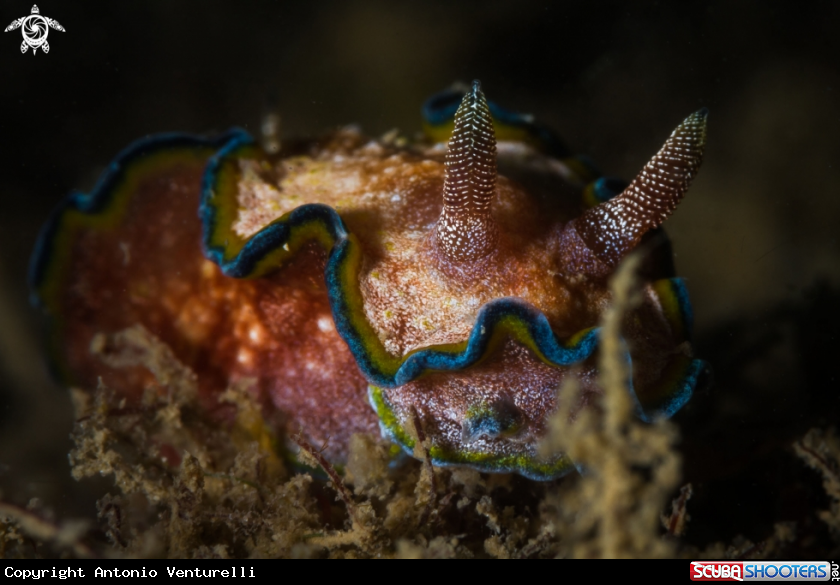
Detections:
[30, 81, 709, 479]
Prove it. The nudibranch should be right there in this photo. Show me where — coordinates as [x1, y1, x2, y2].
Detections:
[31, 81, 709, 480]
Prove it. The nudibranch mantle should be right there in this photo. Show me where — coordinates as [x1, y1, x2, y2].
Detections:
[31, 82, 708, 480]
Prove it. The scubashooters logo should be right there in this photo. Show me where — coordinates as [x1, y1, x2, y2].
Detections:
[4, 5, 65, 54]
[691, 561, 834, 582]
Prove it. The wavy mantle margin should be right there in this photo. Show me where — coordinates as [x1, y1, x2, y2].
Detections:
[30, 129, 708, 470]
[28, 130, 248, 382]
[368, 385, 576, 481]
[29, 130, 247, 306]
[200, 131, 707, 420]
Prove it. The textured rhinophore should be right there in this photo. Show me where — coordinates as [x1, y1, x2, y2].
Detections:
[31, 81, 709, 479]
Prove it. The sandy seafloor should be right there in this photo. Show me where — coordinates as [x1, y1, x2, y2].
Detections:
[1, 1, 839, 557]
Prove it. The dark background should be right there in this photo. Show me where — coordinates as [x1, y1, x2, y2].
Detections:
[2, 1, 839, 552]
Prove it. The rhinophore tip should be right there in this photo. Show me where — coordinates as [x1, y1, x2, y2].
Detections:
[574, 109, 708, 267]
[434, 80, 499, 262]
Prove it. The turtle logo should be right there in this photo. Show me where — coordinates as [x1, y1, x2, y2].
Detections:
[5, 5, 65, 54]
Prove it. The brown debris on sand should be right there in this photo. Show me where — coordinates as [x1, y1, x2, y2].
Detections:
[4, 260, 839, 558]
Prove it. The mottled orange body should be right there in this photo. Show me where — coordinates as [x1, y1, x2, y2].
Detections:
[55, 153, 377, 458]
[33, 83, 708, 477]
